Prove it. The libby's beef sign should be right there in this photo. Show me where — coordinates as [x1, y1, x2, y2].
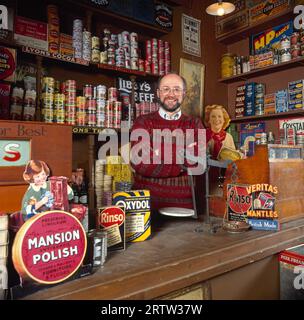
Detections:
[12, 210, 87, 284]
[227, 183, 279, 231]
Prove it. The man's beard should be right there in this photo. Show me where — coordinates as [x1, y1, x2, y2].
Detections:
[158, 98, 181, 113]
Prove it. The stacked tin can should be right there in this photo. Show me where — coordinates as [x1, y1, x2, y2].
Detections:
[255, 83, 265, 116]
[151, 38, 159, 75]
[105, 87, 116, 128]
[86, 97, 97, 127]
[73, 19, 83, 59]
[82, 29, 91, 62]
[158, 39, 165, 76]
[280, 35, 291, 63]
[65, 80, 77, 125]
[130, 32, 138, 70]
[121, 31, 130, 69]
[76, 96, 86, 126]
[41, 77, 55, 123]
[95, 159, 105, 208]
[23, 89, 37, 121]
[301, 30, 304, 57]
[145, 40, 152, 73]
[91, 36, 100, 63]
[103, 29, 115, 65]
[121, 93, 133, 127]
[95, 85, 107, 127]
[47, 5, 60, 54]
[100, 28, 109, 64]
[164, 41, 171, 75]
[290, 32, 302, 60]
[54, 93, 65, 123]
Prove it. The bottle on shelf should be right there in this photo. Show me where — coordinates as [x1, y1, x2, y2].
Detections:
[77, 168, 88, 206]
[71, 171, 79, 204]
[268, 132, 275, 144]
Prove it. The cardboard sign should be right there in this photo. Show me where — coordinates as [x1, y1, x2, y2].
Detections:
[227, 184, 252, 222]
[117, 77, 156, 103]
[246, 183, 280, 231]
[12, 210, 87, 284]
[249, 0, 290, 24]
[0, 140, 30, 167]
[155, 3, 173, 29]
[0, 46, 16, 82]
[250, 21, 293, 55]
[239, 121, 265, 149]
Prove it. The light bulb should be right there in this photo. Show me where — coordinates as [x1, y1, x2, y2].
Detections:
[217, 6, 225, 16]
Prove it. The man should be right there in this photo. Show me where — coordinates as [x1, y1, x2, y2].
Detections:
[130, 73, 204, 211]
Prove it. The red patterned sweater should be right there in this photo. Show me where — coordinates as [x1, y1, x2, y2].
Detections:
[130, 111, 204, 210]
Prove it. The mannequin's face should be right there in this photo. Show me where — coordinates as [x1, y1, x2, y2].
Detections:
[209, 108, 225, 133]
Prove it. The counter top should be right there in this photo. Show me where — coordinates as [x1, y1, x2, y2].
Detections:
[23, 216, 304, 300]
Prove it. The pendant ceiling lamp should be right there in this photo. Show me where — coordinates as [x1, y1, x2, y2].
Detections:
[206, 0, 236, 16]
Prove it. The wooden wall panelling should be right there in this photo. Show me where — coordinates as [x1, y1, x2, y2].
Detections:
[0, 121, 73, 212]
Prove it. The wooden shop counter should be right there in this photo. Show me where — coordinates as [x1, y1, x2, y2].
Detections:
[23, 215, 304, 300]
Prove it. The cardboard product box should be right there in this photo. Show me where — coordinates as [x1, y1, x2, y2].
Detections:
[112, 190, 151, 242]
[288, 100, 303, 110]
[288, 89, 303, 102]
[264, 104, 276, 115]
[235, 106, 245, 118]
[275, 90, 288, 113]
[97, 205, 126, 251]
[14, 16, 48, 51]
[264, 93, 275, 105]
[279, 244, 304, 300]
[244, 99, 255, 116]
[60, 33, 73, 45]
[288, 79, 304, 92]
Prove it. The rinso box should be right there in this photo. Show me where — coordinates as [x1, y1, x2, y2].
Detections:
[279, 244, 304, 300]
[98, 206, 125, 251]
[113, 190, 151, 242]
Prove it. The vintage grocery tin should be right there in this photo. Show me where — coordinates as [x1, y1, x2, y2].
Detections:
[112, 190, 151, 242]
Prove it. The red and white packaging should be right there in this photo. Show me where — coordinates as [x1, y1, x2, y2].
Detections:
[98, 206, 125, 251]
[49, 176, 69, 212]
[14, 16, 48, 51]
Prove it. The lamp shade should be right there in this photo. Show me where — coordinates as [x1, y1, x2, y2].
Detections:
[206, 1, 236, 16]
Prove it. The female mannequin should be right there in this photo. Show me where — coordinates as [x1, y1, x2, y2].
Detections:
[204, 104, 236, 160]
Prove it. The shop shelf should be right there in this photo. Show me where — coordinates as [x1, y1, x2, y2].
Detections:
[72, 126, 120, 135]
[219, 57, 304, 83]
[63, 0, 170, 37]
[21, 46, 89, 66]
[231, 109, 304, 123]
[96, 63, 146, 77]
[217, 7, 294, 44]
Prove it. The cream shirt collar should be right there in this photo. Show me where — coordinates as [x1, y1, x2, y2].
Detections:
[31, 182, 47, 192]
[158, 107, 182, 120]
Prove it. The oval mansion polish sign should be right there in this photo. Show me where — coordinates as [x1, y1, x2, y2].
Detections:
[12, 210, 87, 284]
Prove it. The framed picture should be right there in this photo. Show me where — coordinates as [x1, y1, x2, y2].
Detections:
[179, 58, 205, 118]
